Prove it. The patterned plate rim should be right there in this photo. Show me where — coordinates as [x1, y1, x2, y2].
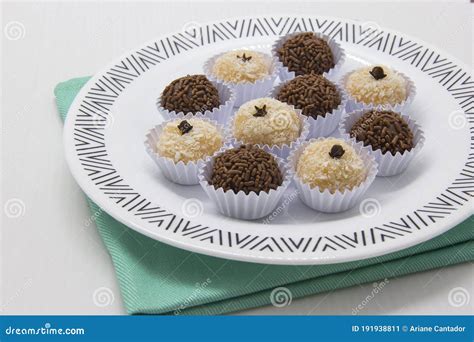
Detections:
[63, 15, 473, 265]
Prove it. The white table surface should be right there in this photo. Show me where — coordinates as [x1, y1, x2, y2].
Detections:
[2, 0, 473, 315]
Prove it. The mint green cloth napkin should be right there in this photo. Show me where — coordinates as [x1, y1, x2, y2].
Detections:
[55, 77, 474, 315]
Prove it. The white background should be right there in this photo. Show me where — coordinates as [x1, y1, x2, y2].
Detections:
[2, 0, 473, 315]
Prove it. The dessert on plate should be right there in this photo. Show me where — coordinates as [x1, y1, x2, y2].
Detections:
[199, 144, 291, 220]
[204, 50, 278, 106]
[339, 109, 425, 176]
[145, 116, 225, 185]
[157, 74, 235, 124]
[342, 65, 415, 110]
[230, 97, 309, 158]
[288, 137, 378, 212]
[210, 50, 272, 84]
[274, 74, 346, 138]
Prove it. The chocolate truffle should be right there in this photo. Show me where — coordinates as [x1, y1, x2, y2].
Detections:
[345, 65, 407, 106]
[277, 32, 335, 76]
[233, 98, 300, 147]
[157, 118, 223, 163]
[211, 50, 271, 83]
[297, 138, 367, 193]
[160, 75, 221, 114]
[276, 74, 341, 118]
[349, 110, 414, 155]
[210, 145, 283, 195]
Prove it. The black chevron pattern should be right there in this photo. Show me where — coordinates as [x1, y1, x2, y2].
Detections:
[71, 16, 473, 255]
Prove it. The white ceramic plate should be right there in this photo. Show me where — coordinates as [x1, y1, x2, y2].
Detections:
[63, 15, 473, 265]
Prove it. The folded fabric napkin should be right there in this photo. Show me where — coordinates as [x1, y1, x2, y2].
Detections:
[55, 77, 473, 315]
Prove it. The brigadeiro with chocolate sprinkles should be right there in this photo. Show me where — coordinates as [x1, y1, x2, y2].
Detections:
[276, 74, 341, 119]
[339, 108, 425, 177]
[160, 74, 221, 114]
[349, 110, 414, 156]
[210, 145, 283, 195]
[277, 32, 335, 76]
[199, 144, 292, 219]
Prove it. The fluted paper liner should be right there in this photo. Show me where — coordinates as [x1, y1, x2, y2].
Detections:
[339, 109, 425, 177]
[156, 81, 235, 125]
[203, 51, 280, 107]
[271, 32, 346, 83]
[269, 80, 347, 138]
[288, 138, 378, 213]
[145, 114, 227, 185]
[340, 69, 416, 113]
[226, 109, 310, 159]
[198, 144, 292, 220]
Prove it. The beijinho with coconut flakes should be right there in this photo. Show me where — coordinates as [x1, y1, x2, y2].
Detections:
[157, 118, 223, 163]
[345, 65, 408, 106]
[211, 50, 272, 84]
[233, 97, 300, 147]
[296, 138, 368, 193]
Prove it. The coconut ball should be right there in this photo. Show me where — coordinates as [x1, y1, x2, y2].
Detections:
[233, 98, 301, 147]
[211, 50, 272, 83]
[345, 65, 408, 106]
[296, 138, 367, 193]
[157, 118, 223, 163]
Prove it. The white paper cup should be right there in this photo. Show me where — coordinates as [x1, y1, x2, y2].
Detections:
[198, 145, 292, 220]
[340, 69, 416, 113]
[271, 32, 345, 83]
[339, 109, 425, 177]
[145, 114, 227, 185]
[269, 79, 348, 138]
[203, 52, 279, 107]
[156, 81, 235, 125]
[226, 109, 310, 159]
[288, 138, 378, 213]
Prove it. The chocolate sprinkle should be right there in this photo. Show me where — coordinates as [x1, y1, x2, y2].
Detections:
[277, 32, 335, 76]
[349, 110, 414, 155]
[329, 144, 345, 159]
[161, 75, 221, 114]
[253, 105, 267, 117]
[210, 145, 283, 195]
[237, 53, 252, 62]
[276, 74, 341, 118]
[369, 66, 387, 80]
[177, 120, 193, 135]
